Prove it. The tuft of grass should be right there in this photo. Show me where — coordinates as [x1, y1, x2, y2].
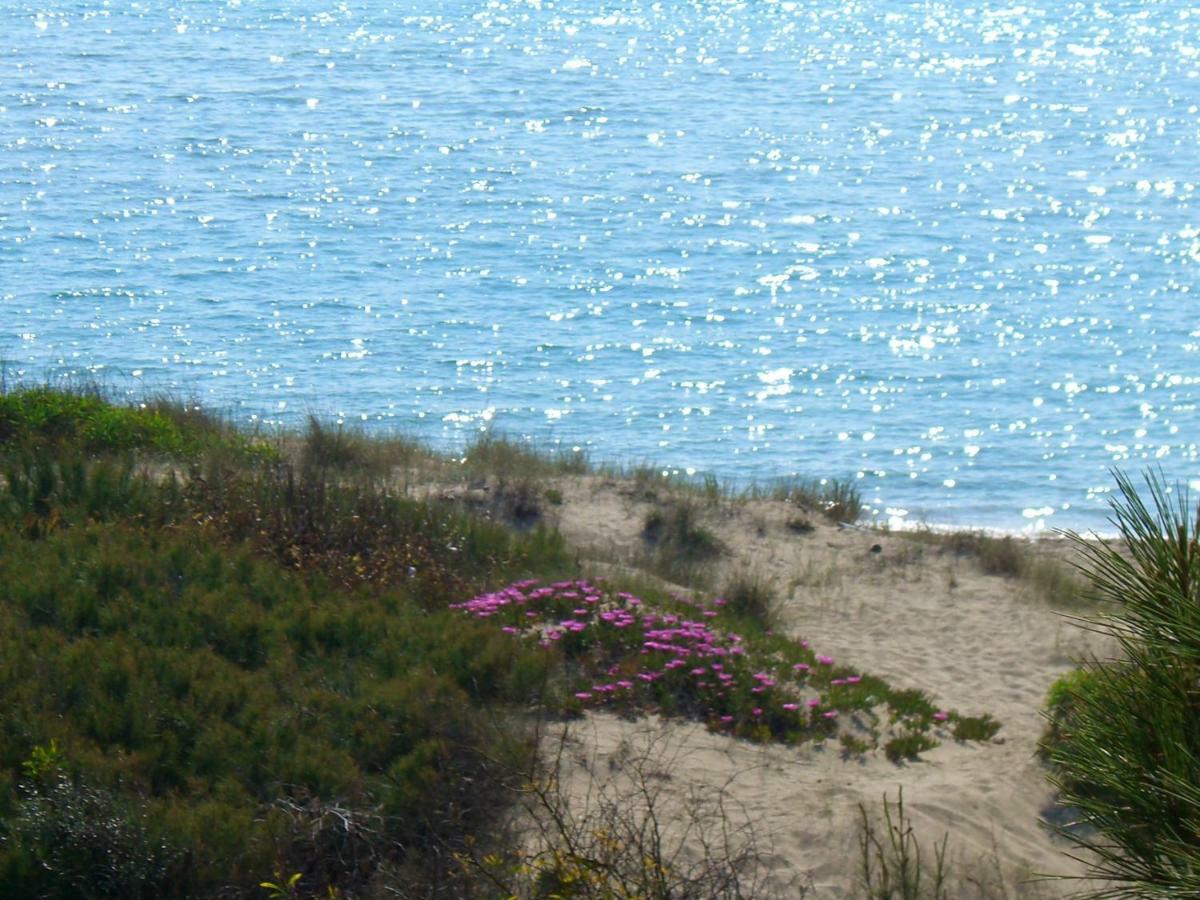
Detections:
[762, 476, 863, 523]
[463, 431, 589, 480]
[642, 501, 720, 557]
[1023, 555, 1088, 608]
[299, 415, 431, 480]
[458, 432, 589, 529]
[719, 569, 779, 630]
[858, 789, 949, 899]
[786, 516, 816, 534]
[300, 415, 370, 471]
[641, 500, 723, 586]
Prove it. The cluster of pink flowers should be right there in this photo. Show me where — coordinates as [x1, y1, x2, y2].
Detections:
[452, 579, 854, 734]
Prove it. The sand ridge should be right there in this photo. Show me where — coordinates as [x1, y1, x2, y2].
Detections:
[519, 475, 1111, 896]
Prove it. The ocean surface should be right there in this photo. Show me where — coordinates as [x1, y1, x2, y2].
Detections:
[2, 1, 1198, 532]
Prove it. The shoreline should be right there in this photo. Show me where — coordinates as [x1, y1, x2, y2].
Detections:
[0, 372, 1147, 536]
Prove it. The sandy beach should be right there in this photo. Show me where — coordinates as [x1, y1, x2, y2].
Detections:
[481, 472, 1115, 897]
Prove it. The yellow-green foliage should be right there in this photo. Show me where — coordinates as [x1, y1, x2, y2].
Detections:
[0, 385, 273, 462]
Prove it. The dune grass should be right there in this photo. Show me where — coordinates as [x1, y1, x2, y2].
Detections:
[895, 528, 1087, 607]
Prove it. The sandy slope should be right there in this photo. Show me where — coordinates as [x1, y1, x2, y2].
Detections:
[521, 475, 1112, 897]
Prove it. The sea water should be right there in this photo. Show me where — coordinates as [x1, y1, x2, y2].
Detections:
[2, 0, 1198, 532]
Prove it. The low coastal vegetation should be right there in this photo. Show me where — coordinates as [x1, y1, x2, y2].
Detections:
[0, 386, 996, 896]
[0, 386, 1193, 897]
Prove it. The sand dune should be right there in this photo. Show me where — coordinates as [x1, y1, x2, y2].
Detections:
[523, 476, 1112, 896]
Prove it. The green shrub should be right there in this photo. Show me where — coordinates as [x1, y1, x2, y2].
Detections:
[1, 769, 182, 899]
[1044, 472, 1200, 896]
[0, 386, 267, 461]
[0, 520, 552, 895]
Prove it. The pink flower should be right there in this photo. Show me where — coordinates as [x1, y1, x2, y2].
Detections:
[933, 711, 949, 722]
[823, 710, 838, 719]
[575, 692, 592, 701]
[782, 703, 799, 711]
[753, 707, 763, 717]
[807, 698, 821, 709]
[817, 654, 835, 666]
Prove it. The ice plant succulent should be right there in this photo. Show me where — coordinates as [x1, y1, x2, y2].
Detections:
[451, 579, 998, 752]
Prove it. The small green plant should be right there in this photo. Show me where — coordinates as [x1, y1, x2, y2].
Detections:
[260, 872, 303, 898]
[20, 740, 64, 782]
[840, 732, 874, 757]
[951, 714, 1001, 743]
[884, 733, 938, 764]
